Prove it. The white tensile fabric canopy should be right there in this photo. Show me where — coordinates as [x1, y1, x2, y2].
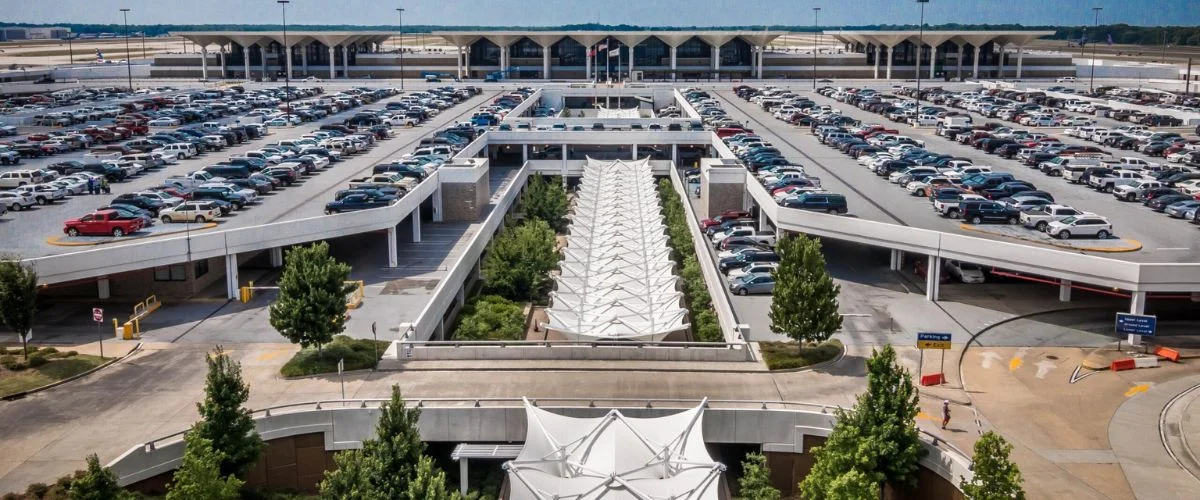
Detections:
[503, 398, 724, 500]
[545, 158, 689, 341]
[596, 106, 641, 119]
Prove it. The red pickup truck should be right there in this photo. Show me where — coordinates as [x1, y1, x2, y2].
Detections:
[63, 210, 143, 237]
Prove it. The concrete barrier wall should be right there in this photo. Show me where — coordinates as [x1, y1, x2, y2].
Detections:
[389, 341, 755, 362]
[487, 129, 715, 145]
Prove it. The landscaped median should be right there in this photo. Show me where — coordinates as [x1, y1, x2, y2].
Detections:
[759, 339, 844, 371]
[46, 221, 220, 247]
[957, 223, 1143, 253]
[280, 335, 391, 377]
[0, 346, 105, 398]
[657, 179, 723, 342]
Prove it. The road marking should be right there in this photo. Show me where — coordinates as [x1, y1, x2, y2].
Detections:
[1009, 347, 1030, 371]
[1155, 248, 1190, 251]
[1035, 360, 1057, 379]
[981, 351, 1002, 369]
[1125, 383, 1152, 397]
[1069, 366, 1100, 384]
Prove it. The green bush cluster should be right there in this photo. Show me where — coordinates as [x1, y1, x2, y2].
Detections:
[279, 335, 390, 377]
[657, 179, 723, 343]
[759, 340, 843, 371]
[0, 347, 81, 372]
[453, 295, 527, 341]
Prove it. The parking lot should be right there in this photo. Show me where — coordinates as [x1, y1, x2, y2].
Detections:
[0, 86, 500, 258]
[711, 87, 1200, 264]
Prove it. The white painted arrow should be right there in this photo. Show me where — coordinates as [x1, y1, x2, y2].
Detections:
[1035, 360, 1057, 379]
[981, 351, 1003, 369]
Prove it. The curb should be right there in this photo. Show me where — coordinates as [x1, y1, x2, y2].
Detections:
[766, 342, 846, 373]
[46, 222, 220, 247]
[957, 223, 1142, 253]
[1, 342, 142, 401]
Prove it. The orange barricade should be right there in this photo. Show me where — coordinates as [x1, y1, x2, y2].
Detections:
[920, 373, 945, 386]
[1111, 358, 1136, 371]
[1154, 346, 1181, 363]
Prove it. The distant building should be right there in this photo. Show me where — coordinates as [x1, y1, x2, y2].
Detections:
[0, 27, 71, 41]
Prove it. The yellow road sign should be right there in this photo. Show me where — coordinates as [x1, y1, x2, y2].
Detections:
[916, 340, 951, 350]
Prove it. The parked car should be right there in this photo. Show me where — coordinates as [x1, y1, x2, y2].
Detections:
[944, 260, 986, 284]
[159, 201, 222, 223]
[728, 272, 776, 295]
[961, 200, 1019, 225]
[63, 209, 144, 237]
[1046, 215, 1113, 239]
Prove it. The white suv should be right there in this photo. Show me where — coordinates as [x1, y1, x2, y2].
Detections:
[1046, 215, 1113, 240]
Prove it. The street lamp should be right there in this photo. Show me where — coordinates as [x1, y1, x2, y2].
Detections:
[278, 0, 292, 122]
[915, 0, 928, 112]
[1089, 6, 1102, 93]
[120, 8, 132, 90]
[397, 7, 405, 90]
[812, 7, 820, 90]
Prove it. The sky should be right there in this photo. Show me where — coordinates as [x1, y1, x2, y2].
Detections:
[1, 0, 1196, 27]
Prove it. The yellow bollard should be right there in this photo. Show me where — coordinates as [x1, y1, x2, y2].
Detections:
[112, 318, 120, 338]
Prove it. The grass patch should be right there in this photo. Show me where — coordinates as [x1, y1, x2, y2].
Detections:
[0, 347, 104, 398]
[280, 335, 390, 377]
[760, 339, 843, 371]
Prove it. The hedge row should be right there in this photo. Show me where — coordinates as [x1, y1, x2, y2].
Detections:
[657, 179, 723, 343]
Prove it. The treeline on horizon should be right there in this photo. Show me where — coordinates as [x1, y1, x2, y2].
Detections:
[3, 22, 1197, 46]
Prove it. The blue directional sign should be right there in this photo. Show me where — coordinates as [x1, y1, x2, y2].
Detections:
[917, 332, 952, 350]
[1115, 313, 1156, 337]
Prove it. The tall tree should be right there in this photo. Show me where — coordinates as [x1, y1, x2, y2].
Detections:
[453, 295, 526, 341]
[860, 344, 924, 490]
[320, 385, 428, 499]
[320, 449, 376, 500]
[961, 432, 1026, 500]
[768, 234, 842, 344]
[737, 452, 780, 500]
[269, 242, 354, 349]
[0, 260, 38, 359]
[521, 174, 569, 233]
[404, 455, 457, 500]
[69, 454, 124, 500]
[193, 346, 264, 478]
[799, 407, 882, 500]
[166, 431, 243, 500]
[826, 469, 879, 500]
[480, 220, 558, 302]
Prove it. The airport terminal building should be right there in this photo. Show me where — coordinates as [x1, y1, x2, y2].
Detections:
[156, 29, 1070, 81]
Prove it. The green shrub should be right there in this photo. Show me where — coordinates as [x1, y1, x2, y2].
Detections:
[23, 483, 48, 498]
[1, 356, 27, 371]
[760, 340, 843, 370]
[656, 179, 723, 342]
[453, 295, 527, 341]
[279, 335, 389, 377]
[27, 355, 48, 368]
[38, 347, 58, 356]
[61, 351, 78, 358]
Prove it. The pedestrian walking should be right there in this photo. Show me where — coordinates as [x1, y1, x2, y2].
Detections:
[86, 177, 95, 195]
[100, 177, 110, 194]
[941, 400, 951, 429]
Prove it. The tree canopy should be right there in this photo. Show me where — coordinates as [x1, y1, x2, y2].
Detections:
[193, 346, 263, 478]
[769, 234, 842, 344]
[961, 431, 1026, 500]
[453, 295, 526, 341]
[69, 454, 124, 500]
[166, 431, 244, 500]
[737, 452, 781, 500]
[269, 242, 354, 349]
[521, 175, 569, 233]
[480, 219, 558, 302]
[0, 260, 38, 359]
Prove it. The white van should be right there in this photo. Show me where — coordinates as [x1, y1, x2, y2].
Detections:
[154, 143, 197, 159]
[0, 170, 44, 188]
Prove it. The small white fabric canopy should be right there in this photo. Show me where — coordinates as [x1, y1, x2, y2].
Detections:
[504, 398, 724, 500]
[545, 158, 689, 341]
[596, 107, 641, 119]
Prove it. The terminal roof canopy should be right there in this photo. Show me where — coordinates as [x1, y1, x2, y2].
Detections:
[504, 398, 724, 500]
[171, 31, 393, 49]
[825, 30, 1054, 48]
[545, 158, 688, 341]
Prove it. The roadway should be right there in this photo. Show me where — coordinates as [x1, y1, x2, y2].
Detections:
[0, 88, 500, 259]
[711, 88, 1200, 264]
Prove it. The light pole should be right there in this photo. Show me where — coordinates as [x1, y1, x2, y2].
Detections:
[67, 33, 74, 65]
[812, 7, 820, 90]
[397, 7, 405, 89]
[915, 0, 928, 112]
[141, 32, 147, 60]
[278, 0, 292, 122]
[120, 8, 133, 90]
[1089, 6, 1101, 93]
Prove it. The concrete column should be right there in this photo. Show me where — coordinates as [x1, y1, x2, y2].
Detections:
[284, 45, 293, 78]
[925, 254, 941, 301]
[957, 44, 964, 79]
[224, 253, 239, 300]
[711, 44, 720, 80]
[670, 46, 678, 81]
[631, 143, 638, 160]
[542, 49, 550, 80]
[201, 47, 209, 80]
[929, 45, 937, 79]
[1128, 291, 1147, 346]
[459, 459, 469, 497]
[387, 225, 398, 268]
[890, 249, 904, 271]
[97, 277, 111, 299]
[464, 46, 471, 78]
[261, 46, 268, 78]
[328, 46, 336, 79]
[411, 205, 422, 243]
[456, 46, 463, 78]
[432, 185, 443, 222]
[1016, 45, 1024, 78]
[521, 144, 528, 163]
[501, 46, 508, 74]
[628, 46, 635, 78]
[873, 45, 881, 79]
[244, 45, 252, 80]
[757, 211, 769, 231]
[672, 144, 678, 164]
[585, 47, 591, 80]
[757, 46, 765, 79]
[456, 286, 466, 307]
[886, 45, 894, 80]
[1058, 279, 1072, 302]
[561, 144, 568, 178]
[997, 45, 1005, 79]
[301, 46, 308, 76]
[269, 247, 284, 268]
[220, 49, 227, 78]
[342, 45, 350, 78]
[972, 46, 981, 78]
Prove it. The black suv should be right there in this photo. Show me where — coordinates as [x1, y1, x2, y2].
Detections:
[961, 201, 1018, 225]
[190, 187, 249, 210]
[780, 192, 849, 214]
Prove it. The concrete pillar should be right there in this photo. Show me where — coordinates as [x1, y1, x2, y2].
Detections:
[284, 45, 293, 78]
[757, 211, 769, 231]
[874, 45, 881, 79]
[411, 205, 421, 243]
[269, 247, 284, 268]
[672, 144, 678, 163]
[522, 144, 528, 163]
[456, 286, 466, 307]
[584, 47, 591, 80]
[261, 46, 268, 78]
[925, 254, 941, 301]
[220, 48, 227, 79]
[757, 46, 765, 79]
[561, 144, 568, 178]
[432, 185, 443, 222]
[1058, 279, 1072, 302]
[501, 46, 508, 74]
[464, 46, 471, 78]
[628, 46, 635, 78]
[890, 249, 904, 271]
[1016, 45, 1024, 78]
[670, 46, 678, 81]
[224, 253, 239, 300]
[929, 45, 937, 79]
[459, 459, 469, 497]
[97, 277, 111, 299]
[972, 46, 981, 78]
[387, 225, 398, 268]
[456, 46, 464, 78]
[342, 45, 350, 78]
[542, 48, 551, 80]
[711, 44, 720, 80]
[1128, 291, 1147, 346]
[957, 44, 964, 79]
[328, 46, 336, 79]
[886, 45, 894, 80]
[631, 143, 638, 160]
[301, 46, 308, 76]
[244, 45, 252, 80]
[997, 45, 1005, 79]
[201, 47, 209, 80]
